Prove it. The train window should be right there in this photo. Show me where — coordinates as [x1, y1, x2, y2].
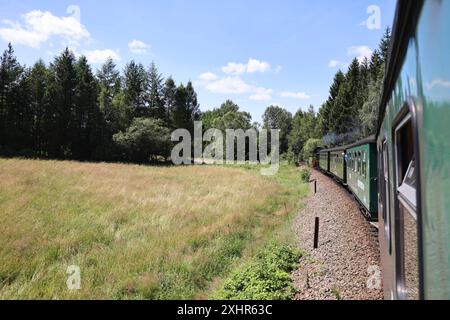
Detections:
[394, 113, 419, 300]
[358, 152, 361, 174]
[356, 153, 359, 173]
[396, 115, 414, 186]
[362, 152, 367, 178]
[398, 160, 417, 210]
[359, 152, 362, 174]
[352, 154, 355, 171]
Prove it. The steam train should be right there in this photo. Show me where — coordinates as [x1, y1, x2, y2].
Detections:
[315, 0, 450, 300]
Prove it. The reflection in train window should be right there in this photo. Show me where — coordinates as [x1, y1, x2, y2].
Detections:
[395, 113, 419, 300]
[358, 152, 362, 174]
[362, 151, 367, 178]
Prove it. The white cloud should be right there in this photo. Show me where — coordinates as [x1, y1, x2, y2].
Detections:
[199, 72, 219, 82]
[221, 58, 271, 75]
[0, 8, 90, 48]
[280, 91, 310, 100]
[204, 76, 253, 94]
[246, 58, 270, 73]
[426, 78, 450, 90]
[84, 49, 121, 64]
[221, 62, 247, 75]
[275, 65, 283, 73]
[347, 45, 373, 63]
[328, 60, 340, 68]
[128, 39, 150, 54]
[330, 45, 373, 69]
[249, 88, 273, 101]
[198, 73, 272, 101]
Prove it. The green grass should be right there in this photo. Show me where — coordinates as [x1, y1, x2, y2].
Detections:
[331, 286, 342, 300]
[216, 242, 302, 300]
[0, 158, 308, 299]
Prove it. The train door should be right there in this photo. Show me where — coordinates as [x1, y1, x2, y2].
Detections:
[378, 137, 395, 299]
[381, 140, 392, 255]
[393, 111, 421, 300]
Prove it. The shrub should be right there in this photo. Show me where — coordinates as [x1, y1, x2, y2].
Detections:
[286, 150, 300, 166]
[302, 138, 322, 161]
[113, 118, 172, 163]
[216, 242, 302, 300]
[300, 168, 311, 183]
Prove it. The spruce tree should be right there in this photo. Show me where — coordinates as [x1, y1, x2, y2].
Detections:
[97, 58, 121, 114]
[96, 58, 124, 159]
[322, 70, 345, 136]
[73, 56, 100, 159]
[185, 81, 201, 123]
[45, 48, 78, 158]
[162, 77, 177, 128]
[124, 60, 148, 118]
[147, 61, 165, 121]
[29, 60, 49, 155]
[369, 50, 383, 82]
[0, 43, 25, 151]
[345, 58, 363, 132]
[173, 84, 187, 130]
[379, 27, 392, 64]
[360, 57, 370, 92]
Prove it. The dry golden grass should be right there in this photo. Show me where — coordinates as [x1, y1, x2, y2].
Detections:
[0, 158, 307, 299]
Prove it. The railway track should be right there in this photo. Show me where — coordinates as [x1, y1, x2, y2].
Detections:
[292, 168, 383, 300]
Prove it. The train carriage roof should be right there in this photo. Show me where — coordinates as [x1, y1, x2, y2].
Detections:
[377, 0, 424, 135]
[319, 135, 376, 153]
[344, 135, 377, 150]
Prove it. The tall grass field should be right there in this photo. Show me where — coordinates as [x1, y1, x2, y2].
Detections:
[0, 158, 308, 299]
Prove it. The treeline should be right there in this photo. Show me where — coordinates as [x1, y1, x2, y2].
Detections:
[0, 44, 200, 163]
[318, 28, 391, 145]
[1, 28, 390, 165]
[261, 28, 391, 163]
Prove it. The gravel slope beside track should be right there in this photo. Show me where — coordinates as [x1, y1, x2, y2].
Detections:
[292, 169, 383, 300]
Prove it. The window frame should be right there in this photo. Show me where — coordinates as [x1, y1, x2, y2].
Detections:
[381, 139, 392, 255]
[357, 151, 362, 174]
[391, 98, 424, 300]
[362, 151, 367, 178]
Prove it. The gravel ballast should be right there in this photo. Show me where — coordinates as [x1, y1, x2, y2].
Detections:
[292, 168, 383, 300]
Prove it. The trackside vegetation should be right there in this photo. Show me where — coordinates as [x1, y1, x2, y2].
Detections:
[0, 159, 308, 299]
[216, 242, 302, 300]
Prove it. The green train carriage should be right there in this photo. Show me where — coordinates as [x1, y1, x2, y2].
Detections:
[377, 0, 450, 300]
[318, 146, 346, 183]
[346, 137, 378, 221]
[318, 150, 329, 172]
[312, 0, 449, 300]
[329, 147, 346, 183]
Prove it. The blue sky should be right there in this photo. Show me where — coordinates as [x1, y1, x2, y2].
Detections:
[0, 0, 396, 123]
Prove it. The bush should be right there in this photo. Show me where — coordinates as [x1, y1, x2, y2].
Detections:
[302, 138, 322, 161]
[113, 118, 172, 163]
[216, 242, 302, 300]
[286, 150, 300, 166]
[300, 168, 311, 183]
